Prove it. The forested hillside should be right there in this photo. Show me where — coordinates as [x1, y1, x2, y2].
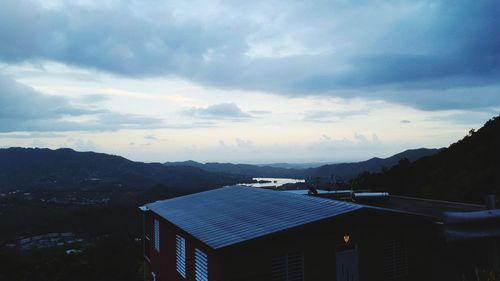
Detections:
[354, 115, 500, 203]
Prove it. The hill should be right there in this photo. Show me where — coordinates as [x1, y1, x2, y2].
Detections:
[354, 115, 500, 203]
[305, 148, 441, 182]
[165, 160, 301, 178]
[0, 148, 248, 192]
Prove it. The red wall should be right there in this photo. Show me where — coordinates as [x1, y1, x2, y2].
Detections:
[145, 212, 220, 281]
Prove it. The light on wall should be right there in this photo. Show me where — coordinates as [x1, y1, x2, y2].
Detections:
[343, 234, 350, 243]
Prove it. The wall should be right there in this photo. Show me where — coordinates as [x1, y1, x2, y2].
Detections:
[217, 210, 438, 281]
[144, 211, 220, 281]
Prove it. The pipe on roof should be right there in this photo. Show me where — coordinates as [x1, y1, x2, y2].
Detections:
[352, 192, 390, 203]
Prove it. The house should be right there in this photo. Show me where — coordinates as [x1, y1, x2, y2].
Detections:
[140, 186, 500, 281]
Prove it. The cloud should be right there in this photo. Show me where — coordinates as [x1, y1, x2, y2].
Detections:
[184, 103, 253, 120]
[235, 138, 255, 149]
[93, 112, 164, 130]
[303, 109, 367, 122]
[0, 1, 498, 111]
[0, 74, 99, 121]
[65, 138, 100, 152]
[248, 110, 272, 115]
[306, 133, 384, 161]
[0, 74, 166, 132]
[0, 132, 66, 139]
[169, 133, 400, 163]
[426, 111, 497, 125]
[77, 94, 108, 104]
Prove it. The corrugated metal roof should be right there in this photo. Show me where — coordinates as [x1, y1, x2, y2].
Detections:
[145, 185, 362, 249]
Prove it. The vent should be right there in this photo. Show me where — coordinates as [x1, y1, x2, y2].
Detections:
[154, 219, 160, 252]
[272, 252, 304, 281]
[195, 248, 208, 281]
[176, 235, 186, 278]
[383, 239, 408, 280]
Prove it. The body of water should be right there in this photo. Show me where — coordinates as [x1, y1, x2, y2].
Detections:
[240, 177, 305, 188]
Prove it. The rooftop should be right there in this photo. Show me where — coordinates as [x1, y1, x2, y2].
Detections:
[144, 185, 362, 249]
[356, 195, 485, 219]
[285, 189, 486, 220]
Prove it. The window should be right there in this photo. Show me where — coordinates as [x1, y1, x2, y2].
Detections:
[176, 235, 186, 278]
[195, 248, 208, 281]
[271, 252, 304, 281]
[154, 219, 160, 252]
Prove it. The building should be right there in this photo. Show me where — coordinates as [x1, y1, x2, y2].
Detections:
[140, 186, 500, 281]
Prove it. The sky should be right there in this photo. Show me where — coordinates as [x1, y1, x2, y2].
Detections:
[0, 0, 499, 164]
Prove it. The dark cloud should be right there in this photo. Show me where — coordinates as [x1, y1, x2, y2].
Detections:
[184, 103, 253, 120]
[0, 1, 499, 110]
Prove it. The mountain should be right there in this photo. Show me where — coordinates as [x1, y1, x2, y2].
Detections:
[165, 148, 440, 181]
[0, 148, 249, 192]
[354, 115, 500, 203]
[259, 162, 333, 169]
[304, 148, 441, 182]
[165, 161, 301, 178]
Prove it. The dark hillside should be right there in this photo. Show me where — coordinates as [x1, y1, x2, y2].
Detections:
[304, 148, 440, 181]
[355, 115, 500, 203]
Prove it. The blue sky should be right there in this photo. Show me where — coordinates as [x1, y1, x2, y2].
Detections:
[0, 0, 499, 163]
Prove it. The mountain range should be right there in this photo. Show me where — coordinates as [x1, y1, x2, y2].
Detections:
[0, 147, 248, 192]
[165, 148, 440, 182]
[0, 146, 440, 193]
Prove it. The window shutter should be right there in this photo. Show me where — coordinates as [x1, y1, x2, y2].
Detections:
[271, 255, 287, 281]
[176, 235, 186, 278]
[272, 252, 304, 281]
[195, 248, 208, 281]
[154, 219, 160, 252]
[287, 253, 304, 281]
[383, 238, 408, 280]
